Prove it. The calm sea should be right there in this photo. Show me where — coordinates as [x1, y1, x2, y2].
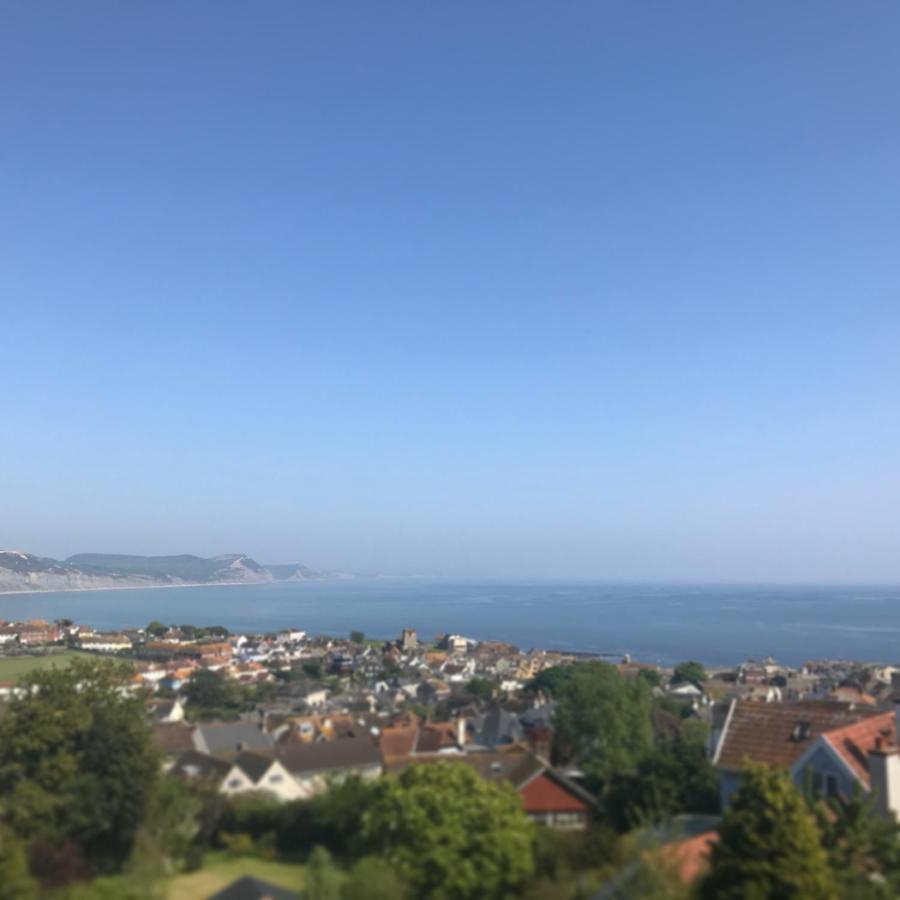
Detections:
[0, 579, 898, 667]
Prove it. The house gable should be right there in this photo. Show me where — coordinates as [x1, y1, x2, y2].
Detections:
[791, 739, 862, 800]
[520, 771, 590, 814]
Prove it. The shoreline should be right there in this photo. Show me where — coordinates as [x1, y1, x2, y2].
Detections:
[0, 579, 324, 597]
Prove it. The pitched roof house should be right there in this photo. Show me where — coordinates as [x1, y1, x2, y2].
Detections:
[194, 721, 275, 758]
[711, 699, 893, 812]
[276, 736, 383, 798]
[379, 718, 466, 762]
[221, 752, 305, 802]
[389, 745, 596, 830]
[152, 722, 196, 758]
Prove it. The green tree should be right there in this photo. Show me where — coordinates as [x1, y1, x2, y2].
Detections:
[0, 825, 39, 899]
[550, 662, 653, 787]
[671, 661, 706, 685]
[349, 630, 365, 644]
[309, 775, 378, 857]
[812, 789, 900, 899]
[341, 856, 410, 900]
[302, 660, 324, 680]
[361, 763, 534, 900]
[183, 669, 240, 719]
[604, 728, 719, 831]
[145, 620, 168, 638]
[465, 677, 496, 701]
[700, 763, 837, 900]
[130, 777, 202, 874]
[526, 664, 576, 696]
[637, 668, 662, 688]
[0, 659, 159, 875]
[305, 846, 343, 900]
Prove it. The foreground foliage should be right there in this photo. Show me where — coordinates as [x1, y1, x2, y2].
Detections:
[543, 661, 654, 788]
[699, 762, 837, 900]
[0, 659, 159, 878]
[362, 763, 535, 900]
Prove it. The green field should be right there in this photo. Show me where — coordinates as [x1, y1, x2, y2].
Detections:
[0, 651, 89, 682]
[166, 853, 306, 900]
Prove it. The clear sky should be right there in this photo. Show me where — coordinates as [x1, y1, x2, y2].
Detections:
[2, 2, 899, 581]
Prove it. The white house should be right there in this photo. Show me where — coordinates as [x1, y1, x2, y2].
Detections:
[220, 752, 305, 802]
[77, 633, 133, 652]
[0, 626, 20, 645]
[149, 698, 186, 723]
[277, 737, 383, 799]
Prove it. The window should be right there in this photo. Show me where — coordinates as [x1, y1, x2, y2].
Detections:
[552, 813, 584, 827]
[269, 774, 283, 783]
[227, 779, 242, 789]
[809, 770, 839, 799]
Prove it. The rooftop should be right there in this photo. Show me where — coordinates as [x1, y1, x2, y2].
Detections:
[714, 700, 881, 772]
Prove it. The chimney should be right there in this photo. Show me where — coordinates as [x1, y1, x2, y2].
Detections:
[869, 740, 900, 821]
[456, 716, 467, 748]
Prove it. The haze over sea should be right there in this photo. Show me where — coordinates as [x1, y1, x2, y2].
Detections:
[1, 580, 899, 667]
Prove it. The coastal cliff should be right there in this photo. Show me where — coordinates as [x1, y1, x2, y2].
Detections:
[0, 550, 321, 593]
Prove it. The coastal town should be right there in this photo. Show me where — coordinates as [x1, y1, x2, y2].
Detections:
[1, 615, 900, 897]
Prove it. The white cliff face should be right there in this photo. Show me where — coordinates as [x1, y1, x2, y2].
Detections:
[0, 550, 278, 593]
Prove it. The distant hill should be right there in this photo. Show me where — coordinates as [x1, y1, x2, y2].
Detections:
[0, 550, 323, 594]
[264, 563, 320, 581]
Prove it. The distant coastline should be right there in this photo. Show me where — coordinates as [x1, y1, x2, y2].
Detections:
[0, 579, 273, 597]
[0, 550, 327, 596]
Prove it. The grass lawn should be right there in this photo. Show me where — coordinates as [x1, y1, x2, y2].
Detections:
[0, 650, 92, 682]
[166, 853, 305, 900]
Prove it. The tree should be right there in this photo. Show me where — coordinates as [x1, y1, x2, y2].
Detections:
[0, 825, 38, 899]
[604, 727, 719, 831]
[341, 856, 410, 900]
[465, 677, 496, 701]
[349, 630, 365, 644]
[671, 661, 706, 685]
[361, 763, 534, 900]
[0, 659, 159, 875]
[549, 662, 654, 787]
[812, 789, 900, 899]
[131, 777, 202, 875]
[637, 668, 662, 688]
[302, 660, 324, 680]
[309, 775, 378, 857]
[145, 620, 168, 638]
[699, 763, 837, 900]
[305, 846, 343, 900]
[527, 664, 576, 697]
[183, 669, 240, 719]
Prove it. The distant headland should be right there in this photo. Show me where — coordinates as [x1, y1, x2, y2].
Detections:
[0, 549, 331, 594]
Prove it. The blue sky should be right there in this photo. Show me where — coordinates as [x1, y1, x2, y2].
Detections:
[2, 2, 899, 580]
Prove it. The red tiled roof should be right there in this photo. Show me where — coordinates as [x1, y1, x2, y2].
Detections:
[414, 722, 458, 754]
[715, 700, 880, 772]
[379, 725, 418, 760]
[823, 712, 896, 787]
[661, 832, 718, 884]
[520, 772, 590, 814]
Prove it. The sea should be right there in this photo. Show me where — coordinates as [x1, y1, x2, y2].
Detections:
[0, 579, 898, 668]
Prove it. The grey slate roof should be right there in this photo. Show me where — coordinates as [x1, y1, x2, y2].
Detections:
[194, 721, 275, 756]
[470, 707, 525, 748]
[170, 750, 231, 783]
[235, 751, 276, 783]
[209, 875, 300, 900]
[277, 736, 382, 775]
